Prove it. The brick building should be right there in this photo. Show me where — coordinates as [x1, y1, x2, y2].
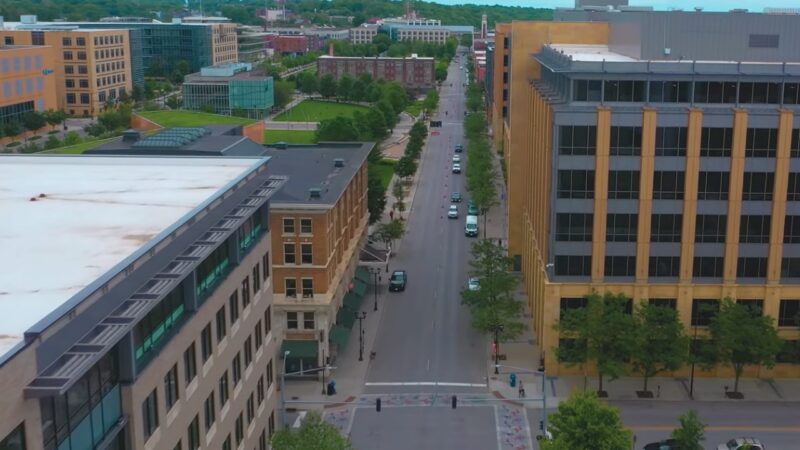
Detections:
[317, 55, 435, 91]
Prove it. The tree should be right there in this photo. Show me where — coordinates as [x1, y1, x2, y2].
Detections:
[555, 292, 636, 396]
[3, 121, 23, 139]
[270, 411, 353, 450]
[170, 59, 190, 84]
[44, 134, 61, 149]
[297, 71, 318, 95]
[166, 95, 181, 110]
[381, 82, 408, 114]
[351, 13, 366, 27]
[394, 155, 417, 181]
[44, 109, 66, 130]
[709, 298, 783, 396]
[319, 74, 337, 99]
[422, 89, 439, 114]
[274, 80, 295, 109]
[460, 33, 473, 47]
[361, 108, 388, 140]
[367, 167, 387, 224]
[630, 302, 689, 395]
[376, 100, 397, 130]
[316, 117, 360, 141]
[372, 33, 392, 53]
[22, 111, 47, 137]
[541, 390, 631, 450]
[337, 74, 355, 101]
[374, 219, 405, 250]
[670, 410, 705, 450]
[461, 239, 525, 354]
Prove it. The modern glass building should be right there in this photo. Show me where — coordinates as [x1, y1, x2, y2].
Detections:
[182, 63, 274, 119]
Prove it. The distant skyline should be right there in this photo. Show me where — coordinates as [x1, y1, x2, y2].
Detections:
[430, 0, 799, 12]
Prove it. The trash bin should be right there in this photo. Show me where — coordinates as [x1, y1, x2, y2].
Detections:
[509, 373, 517, 388]
[327, 380, 337, 395]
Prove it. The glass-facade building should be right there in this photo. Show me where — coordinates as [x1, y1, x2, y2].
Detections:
[183, 65, 274, 119]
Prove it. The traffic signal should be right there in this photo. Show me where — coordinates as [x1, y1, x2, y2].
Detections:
[451, 395, 457, 409]
[376, 398, 382, 412]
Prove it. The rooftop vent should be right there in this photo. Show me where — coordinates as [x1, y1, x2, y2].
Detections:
[333, 158, 345, 167]
[122, 129, 141, 142]
[309, 188, 322, 199]
[273, 141, 288, 150]
[20, 15, 37, 24]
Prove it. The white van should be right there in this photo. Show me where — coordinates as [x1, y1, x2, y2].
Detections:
[465, 215, 478, 237]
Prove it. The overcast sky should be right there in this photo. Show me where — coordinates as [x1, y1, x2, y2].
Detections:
[432, 0, 799, 12]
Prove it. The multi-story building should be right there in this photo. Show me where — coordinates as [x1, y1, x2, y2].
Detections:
[0, 155, 286, 450]
[183, 16, 239, 66]
[349, 24, 378, 44]
[182, 63, 274, 119]
[0, 42, 57, 130]
[0, 27, 132, 117]
[265, 143, 373, 374]
[238, 30, 270, 62]
[384, 24, 450, 44]
[265, 35, 308, 56]
[317, 55, 435, 91]
[493, 10, 800, 378]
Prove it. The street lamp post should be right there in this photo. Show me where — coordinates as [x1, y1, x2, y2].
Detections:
[281, 350, 290, 426]
[355, 311, 367, 361]
[369, 267, 382, 312]
[493, 324, 505, 374]
[689, 323, 698, 400]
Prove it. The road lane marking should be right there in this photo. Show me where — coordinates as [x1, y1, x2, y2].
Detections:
[629, 425, 800, 432]
[364, 382, 488, 387]
[427, 359, 430, 371]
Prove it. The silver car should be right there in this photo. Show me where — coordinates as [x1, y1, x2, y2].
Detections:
[448, 205, 459, 219]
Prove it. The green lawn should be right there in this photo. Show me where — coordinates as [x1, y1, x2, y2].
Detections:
[404, 100, 424, 118]
[138, 110, 256, 128]
[44, 138, 116, 154]
[264, 129, 317, 145]
[273, 100, 370, 122]
[370, 159, 397, 190]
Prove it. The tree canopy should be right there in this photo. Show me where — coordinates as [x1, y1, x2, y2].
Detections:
[541, 390, 631, 450]
[271, 412, 353, 450]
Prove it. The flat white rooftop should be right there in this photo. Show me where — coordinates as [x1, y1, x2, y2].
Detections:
[0, 156, 260, 358]
[547, 44, 637, 62]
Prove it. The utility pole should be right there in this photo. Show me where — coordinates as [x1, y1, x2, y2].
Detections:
[493, 324, 504, 374]
[355, 311, 367, 361]
[369, 267, 382, 311]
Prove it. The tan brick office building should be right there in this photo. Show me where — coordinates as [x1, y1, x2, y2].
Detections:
[264, 143, 373, 375]
[491, 10, 800, 378]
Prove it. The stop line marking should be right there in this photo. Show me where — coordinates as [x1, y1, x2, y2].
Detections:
[365, 381, 487, 387]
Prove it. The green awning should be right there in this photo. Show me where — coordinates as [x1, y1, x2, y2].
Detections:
[280, 340, 319, 359]
[337, 306, 356, 329]
[329, 325, 350, 348]
[343, 291, 363, 311]
[355, 267, 370, 284]
[353, 278, 368, 298]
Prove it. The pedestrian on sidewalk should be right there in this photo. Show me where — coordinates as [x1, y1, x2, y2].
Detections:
[518, 380, 525, 398]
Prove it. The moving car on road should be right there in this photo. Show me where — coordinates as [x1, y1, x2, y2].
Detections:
[451, 192, 462, 202]
[452, 163, 462, 174]
[454, 144, 463, 153]
[643, 439, 677, 450]
[452, 154, 461, 163]
[467, 200, 478, 215]
[718, 438, 765, 450]
[448, 205, 459, 219]
[389, 270, 407, 292]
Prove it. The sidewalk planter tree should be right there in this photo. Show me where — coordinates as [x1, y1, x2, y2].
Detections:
[271, 411, 353, 450]
[22, 111, 47, 139]
[541, 390, 631, 450]
[670, 409, 706, 450]
[319, 74, 337, 99]
[631, 302, 689, 397]
[367, 168, 387, 224]
[375, 219, 405, 252]
[395, 155, 417, 183]
[555, 292, 636, 397]
[708, 298, 782, 398]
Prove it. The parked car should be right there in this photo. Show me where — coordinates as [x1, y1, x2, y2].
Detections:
[451, 192, 462, 202]
[454, 144, 463, 153]
[718, 438, 765, 450]
[448, 205, 459, 219]
[452, 163, 461, 174]
[468, 277, 480, 291]
[389, 270, 407, 292]
[467, 200, 478, 215]
[643, 439, 677, 450]
[452, 154, 461, 163]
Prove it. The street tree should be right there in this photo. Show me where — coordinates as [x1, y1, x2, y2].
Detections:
[461, 239, 524, 354]
[631, 302, 689, 395]
[270, 411, 353, 450]
[374, 219, 405, 251]
[22, 111, 47, 138]
[274, 80, 295, 109]
[670, 410, 705, 450]
[316, 117, 360, 141]
[709, 298, 783, 396]
[422, 89, 439, 114]
[394, 155, 417, 181]
[541, 390, 631, 450]
[297, 71, 318, 95]
[44, 109, 67, 131]
[319, 74, 338, 99]
[391, 180, 404, 207]
[337, 74, 355, 101]
[555, 292, 636, 396]
[366, 171, 387, 224]
[376, 100, 397, 130]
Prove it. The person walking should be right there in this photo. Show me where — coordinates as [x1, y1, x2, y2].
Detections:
[518, 380, 525, 398]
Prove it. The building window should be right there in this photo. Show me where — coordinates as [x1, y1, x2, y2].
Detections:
[737, 257, 768, 278]
[285, 278, 297, 298]
[262, 252, 270, 281]
[649, 81, 691, 103]
[700, 128, 733, 157]
[283, 218, 295, 234]
[265, 306, 272, 336]
[222, 435, 231, 450]
[78, 65, 87, 74]
[603, 80, 645, 102]
[66, 93, 76, 104]
[558, 125, 596, 155]
[293, 242, 312, 266]
[65, 79, 75, 88]
[739, 215, 771, 243]
[606, 214, 638, 242]
[64, 65, 74, 74]
[745, 128, 778, 157]
[739, 82, 780, 104]
[3, 36, 14, 45]
[778, 300, 800, 327]
[782, 258, 800, 278]
[742, 172, 774, 201]
[0, 423, 25, 450]
[244, 336, 253, 368]
[62, 37, 72, 46]
[604, 256, 636, 277]
[555, 213, 593, 242]
[649, 256, 680, 278]
[219, 371, 230, 407]
[609, 126, 642, 156]
[303, 312, 315, 329]
[142, 389, 159, 440]
[253, 264, 261, 294]
[232, 352, 242, 386]
[301, 278, 314, 298]
[651, 214, 682, 242]
[63, 51, 73, 60]
[257, 376, 265, 406]
[785, 216, 800, 243]
[786, 85, 800, 106]
[694, 81, 737, 104]
[654, 127, 687, 156]
[201, 324, 213, 363]
[776, 340, 800, 363]
[187, 415, 200, 450]
[164, 364, 179, 411]
[284, 243, 296, 264]
[287, 312, 299, 329]
[300, 218, 312, 234]
[204, 393, 216, 432]
[695, 215, 727, 243]
[691, 299, 719, 326]
[559, 297, 587, 320]
[77, 51, 86, 60]
[242, 276, 251, 308]
[652, 171, 685, 200]
[79, 93, 89, 104]
[693, 257, 724, 278]
[255, 321, 263, 350]
[216, 306, 227, 343]
[184, 343, 197, 384]
[229, 291, 239, 324]
[76, 37, 85, 46]
[788, 173, 800, 201]
[235, 413, 244, 446]
[554, 255, 591, 276]
[572, 79, 602, 101]
[607, 171, 640, 199]
[697, 172, 730, 200]
[649, 298, 677, 309]
[247, 393, 256, 424]
[557, 170, 595, 199]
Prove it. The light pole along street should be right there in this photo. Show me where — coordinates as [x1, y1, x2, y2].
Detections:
[493, 323, 504, 374]
[355, 311, 367, 361]
[368, 267, 382, 312]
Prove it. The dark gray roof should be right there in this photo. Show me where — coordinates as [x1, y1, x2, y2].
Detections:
[262, 142, 374, 206]
[88, 126, 266, 156]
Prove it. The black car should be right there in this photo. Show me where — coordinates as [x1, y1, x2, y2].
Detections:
[454, 144, 463, 153]
[389, 270, 407, 292]
[643, 439, 677, 450]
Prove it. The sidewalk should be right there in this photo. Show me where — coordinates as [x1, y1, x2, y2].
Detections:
[380, 112, 415, 161]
